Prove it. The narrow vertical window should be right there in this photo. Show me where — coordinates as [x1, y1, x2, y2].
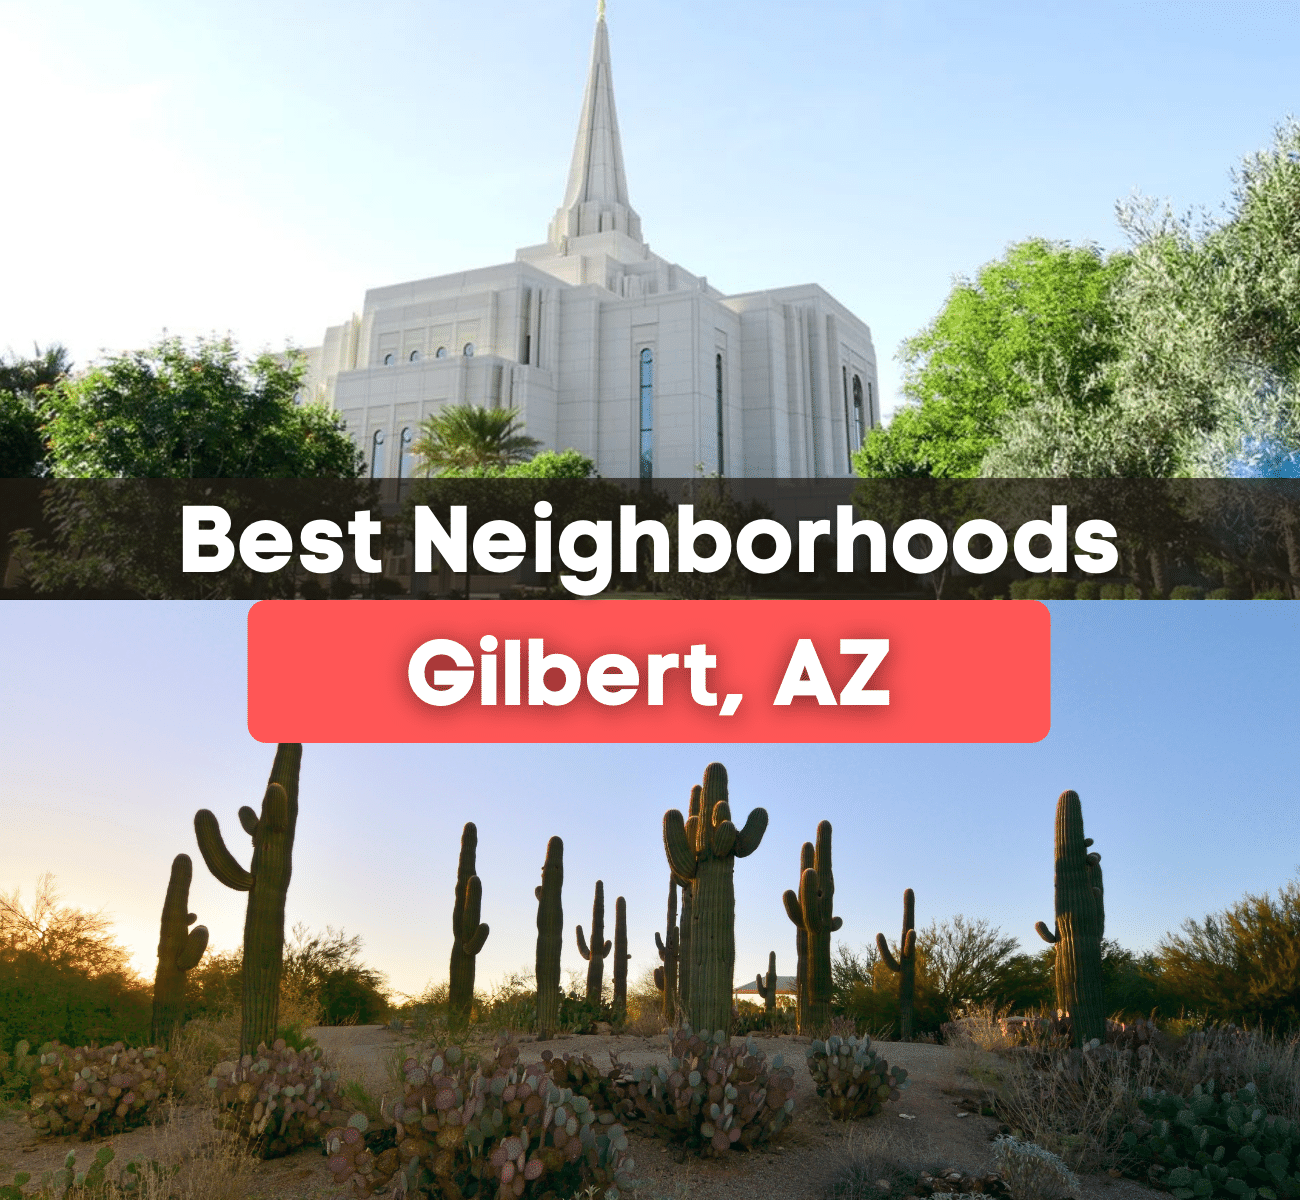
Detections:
[639, 347, 654, 480]
[715, 353, 725, 477]
[852, 376, 865, 450]
[370, 430, 386, 478]
[397, 427, 413, 480]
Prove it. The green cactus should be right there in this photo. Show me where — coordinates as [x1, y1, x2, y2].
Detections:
[876, 888, 916, 1041]
[194, 742, 300, 1056]
[654, 880, 679, 1021]
[612, 896, 630, 1021]
[534, 836, 564, 1040]
[664, 762, 768, 1035]
[576, 880, 612, 1004]
[449, 823, 490, 1029]
[784, 840, 814, 1032]
[1036, 789, 1106, 1046]
[755, 951, 778, 1013]
[677, 796, 695, 1014]
[782, 821, 840, 1034]
[150, 853, 209, 1047]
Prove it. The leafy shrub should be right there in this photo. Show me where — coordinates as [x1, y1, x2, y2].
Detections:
[26, 1043, 174, 1138]
[624, 1025, 795, 1156]
[207, 1038, 342, 1158]
[807, 1034, 908, 1120]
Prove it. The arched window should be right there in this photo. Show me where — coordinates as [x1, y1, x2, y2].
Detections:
[409, 350, 421, 363]
[639, 348, 653, 480]
[382, 353, 394, 366]
[398, 427, 414, 480]
[370, 429, 386, 478]
[435, 346, 448, 359]
[463, 342, 475, 357]
[715, 353, 725, 478]
[852, 375, 865, 450]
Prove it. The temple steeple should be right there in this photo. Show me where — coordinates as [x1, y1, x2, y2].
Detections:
[548, 4, 643, 247]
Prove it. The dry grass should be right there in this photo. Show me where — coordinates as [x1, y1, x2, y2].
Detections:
[166, 1015, 241, 1101]
[1158, 1025, 1300, 1122]
[821, 1120, 939, 1200]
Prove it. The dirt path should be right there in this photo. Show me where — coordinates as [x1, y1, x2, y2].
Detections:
[0, 1029, 1164, 1200]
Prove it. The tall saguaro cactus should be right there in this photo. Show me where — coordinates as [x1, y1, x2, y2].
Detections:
[534, 836, 564, 1039]
[755, 951, 778, 1013]
[654, 880, 679, 1020]
[664, 762, 768, 1034]
[1036, 789, 1106, 1046]
[612, 896, 630, 1020]
[194, 742, 300, 1056]
[876, 888, 917, 1041]
[151, 853, 209, 1047]
[783, 820, 841, 1034]
[784, 840, 814, 1032]
[577, 880, 611, 1004]
[449, 823, 490, 1028]
[676, 789, 698, 1014]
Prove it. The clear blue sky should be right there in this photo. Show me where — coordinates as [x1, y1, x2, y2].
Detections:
[1, 601, 1295, 1000]
[1, 0, 1296, 416]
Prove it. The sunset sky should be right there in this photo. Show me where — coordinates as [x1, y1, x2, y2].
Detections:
[2, 0, 1296, 416]
[2, 600, 1295, 1000]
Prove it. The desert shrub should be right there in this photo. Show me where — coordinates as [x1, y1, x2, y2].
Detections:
[0, 1038, 42, 1105]
[992, 1135, 1081, 1200]
[732, 999, 798, 1036]
[26, 1042, 174, 1138]
[624, 1025, 795, 1156]
[328, 1040, 635, 1198]
[1159, 1025, 1300, 1123]
[806, 1034, 908, 1120]
[206, 1038, 342, 1158]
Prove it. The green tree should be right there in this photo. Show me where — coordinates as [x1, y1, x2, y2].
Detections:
[0, 343, 70, 477]
[857, 240, 1127, 478]
[412, 404, 542, 476]
[41, 336, 362, 478]
[918, 914, 1021, 1010]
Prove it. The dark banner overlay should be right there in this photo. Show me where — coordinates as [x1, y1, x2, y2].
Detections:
[1, 478, 1296, 600]
[247, 600, 1051, 743]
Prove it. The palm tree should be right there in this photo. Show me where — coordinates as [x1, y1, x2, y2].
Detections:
[411, 405, 541, 476]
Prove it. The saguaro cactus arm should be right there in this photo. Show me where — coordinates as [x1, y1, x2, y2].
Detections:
[194, 810, 255, 891]
[459, 876, 489, 954]
[1035, 921, 1059, 944]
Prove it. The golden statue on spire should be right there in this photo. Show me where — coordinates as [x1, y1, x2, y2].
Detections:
[598, 0, 606, 19]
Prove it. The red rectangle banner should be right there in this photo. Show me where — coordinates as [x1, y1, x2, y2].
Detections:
[246, 600, 1050, 743]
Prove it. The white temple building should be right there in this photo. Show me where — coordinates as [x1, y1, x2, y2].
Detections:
[304, 5, 879, 479]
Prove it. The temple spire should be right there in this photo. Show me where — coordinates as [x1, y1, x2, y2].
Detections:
[548, 6, 642, 247]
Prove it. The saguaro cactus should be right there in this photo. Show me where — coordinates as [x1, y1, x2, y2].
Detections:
[876, 888, 917, 1041]
[534, 836, 564, 1039]
[1036, 789, 1106, 1046]
[755, 951, 778, 1013]
[664, 762, 768, 1034]
[449, 823, 490, 1028]
[654, 880, 679, 1020]
[577, 880, 612, 1005]
[612, 896, 630, 1020]
[782, 820, 840, 1034]
[784, 840, 814, 1032]
[194, 742, 300, 1056]
[151, 853, 209, 1047]
[676, 790, 697, 1014]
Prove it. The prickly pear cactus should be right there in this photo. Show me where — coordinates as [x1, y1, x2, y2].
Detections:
[37, 1146, 115, 1197]
[806, 1034, 908, 1120]
[151, 853, 209, 1048]
[876, 888, 917, 1041]
[664, 763, 767, 1035]
[535, 836, 564, 1040]
[27, 1044, 173, 1138]
[1035, 790, 1105, 1046]
[577, 880, 612, 1006]
[448, 822, 490, 1029]
[194, 742, 301, 1056]
[626, 1024, 795, 1155]
[755, 951, 778, 1013]
[654, 880, 679, 1021]
[782, 821, 841, 1033]
[207, 1039, 341, 1159]
[612, 896, 630, 1021]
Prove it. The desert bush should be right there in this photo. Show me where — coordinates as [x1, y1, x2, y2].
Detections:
[991, 1135, 1081, 1200]
[624, 1025, 795, 1156]
[0, 1037, 42, 1105]
[26, 1042, 174, 1138]
[732, 999, 798, 1036]
[1160, 1025, 1300, 1123]
[206, 1038, 342, 1158]
[806, 1034, 908, 1120]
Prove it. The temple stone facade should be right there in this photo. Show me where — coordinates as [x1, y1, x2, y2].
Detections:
[304, 9, 879, 479]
